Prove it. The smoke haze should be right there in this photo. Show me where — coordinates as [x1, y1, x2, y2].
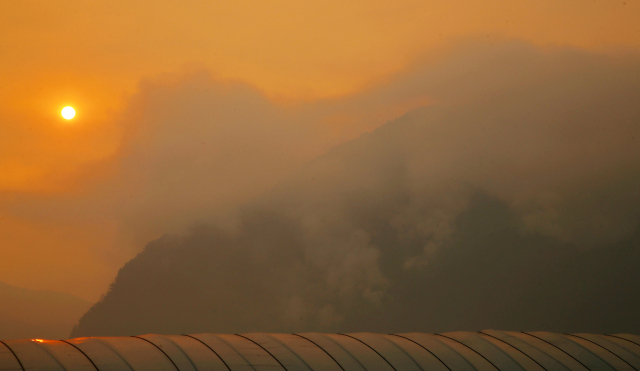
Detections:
[71, 41, 640, 336]
[0, 281, 91, 340]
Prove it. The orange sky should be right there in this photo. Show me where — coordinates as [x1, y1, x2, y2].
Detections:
[1, 0, 639, 301]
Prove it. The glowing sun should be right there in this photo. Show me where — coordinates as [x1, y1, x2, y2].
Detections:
[61, 106, 76, 120]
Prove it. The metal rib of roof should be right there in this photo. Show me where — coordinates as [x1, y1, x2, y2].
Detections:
[0, 340, 24, 371]
[1, 332, 638, 371]
[571, 334, 640, 370]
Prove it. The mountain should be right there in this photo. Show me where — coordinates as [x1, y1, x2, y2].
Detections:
[0, 281, 92, 340]
[72, 43, 640, 337]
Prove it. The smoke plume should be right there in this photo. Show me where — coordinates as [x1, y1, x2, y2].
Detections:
[72, 40, 640, 336]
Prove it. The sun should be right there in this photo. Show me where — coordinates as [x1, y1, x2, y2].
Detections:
[61, 106, 76, 120]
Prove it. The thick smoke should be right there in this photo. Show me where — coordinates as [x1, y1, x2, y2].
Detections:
[72, 41, 640, 336]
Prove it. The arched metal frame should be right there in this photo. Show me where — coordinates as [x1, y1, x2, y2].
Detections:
[1, 332, 638, 370]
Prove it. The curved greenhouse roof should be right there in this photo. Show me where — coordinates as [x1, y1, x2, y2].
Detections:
[1, 331, 639, 371]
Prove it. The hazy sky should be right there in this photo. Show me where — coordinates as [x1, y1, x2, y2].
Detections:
[1, 0, 639, 302]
